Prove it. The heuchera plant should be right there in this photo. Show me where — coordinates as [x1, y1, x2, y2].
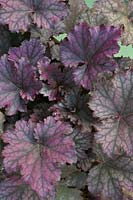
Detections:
[0, 0, 132, 200]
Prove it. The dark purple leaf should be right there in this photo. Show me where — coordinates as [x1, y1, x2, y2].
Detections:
[2, 117, 77, 198]
[0, 55, 42, 115]
[50, 88, 93, 129]
[60, 22, 121, 89]
[38, 59, 75, 100]
[9, 39, 45, 66]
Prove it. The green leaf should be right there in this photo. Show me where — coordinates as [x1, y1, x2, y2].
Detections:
[53, 33, 67, 42]
[61, 165, 87, 189]
[56, 185, 83, 200]
[65, 171, 87, 189]
[61, 165, 78, 178]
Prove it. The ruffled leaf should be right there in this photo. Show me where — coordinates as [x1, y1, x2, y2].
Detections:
[89, 70, 133, 156]
[60, 23, 121, 89]
[2, 117, 77, 198]
[9, 39, 45, 66]
[51, 88, 93, 129]
[38, 59, 75, 100]
[32, 0, 68, 30]
[0, 0, 32, 32]
[0, 55, 42, 115]
[61, 23, 120, 67]
[0, 0, 68, 32]
[87, 147, 133, 200]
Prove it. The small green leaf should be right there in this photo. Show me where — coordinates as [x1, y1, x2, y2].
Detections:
[53, 33, 67, 42]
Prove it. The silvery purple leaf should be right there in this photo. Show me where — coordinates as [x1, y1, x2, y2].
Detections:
[0, 0, 32, 32]
[0, 0, 68, 32]
[89, 70, 133, 156]
[0, 176, 41, 200]
[87, 146, 133, 200]
[32, 0, 68, 30]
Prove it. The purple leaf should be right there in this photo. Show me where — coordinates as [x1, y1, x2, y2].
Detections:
[32, 0, 68, 29]
[60, 22, 121, 89]
[0, 176, 41, 200]
[89, 70, 133, 156]
[38, 59, 75, 100]
[71, 128, 92, 160]
[39, 60, 64, 86]
[73, 59, 117, 89]
[9, 39, 45, 66]
[0, 0, 32, 32]
[0, 0, 68, 32]
[2, 117, 77, 198]
[87, 146, 133, 200]
[0, 55, 42, 115]
[50, 88, 93, 129]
